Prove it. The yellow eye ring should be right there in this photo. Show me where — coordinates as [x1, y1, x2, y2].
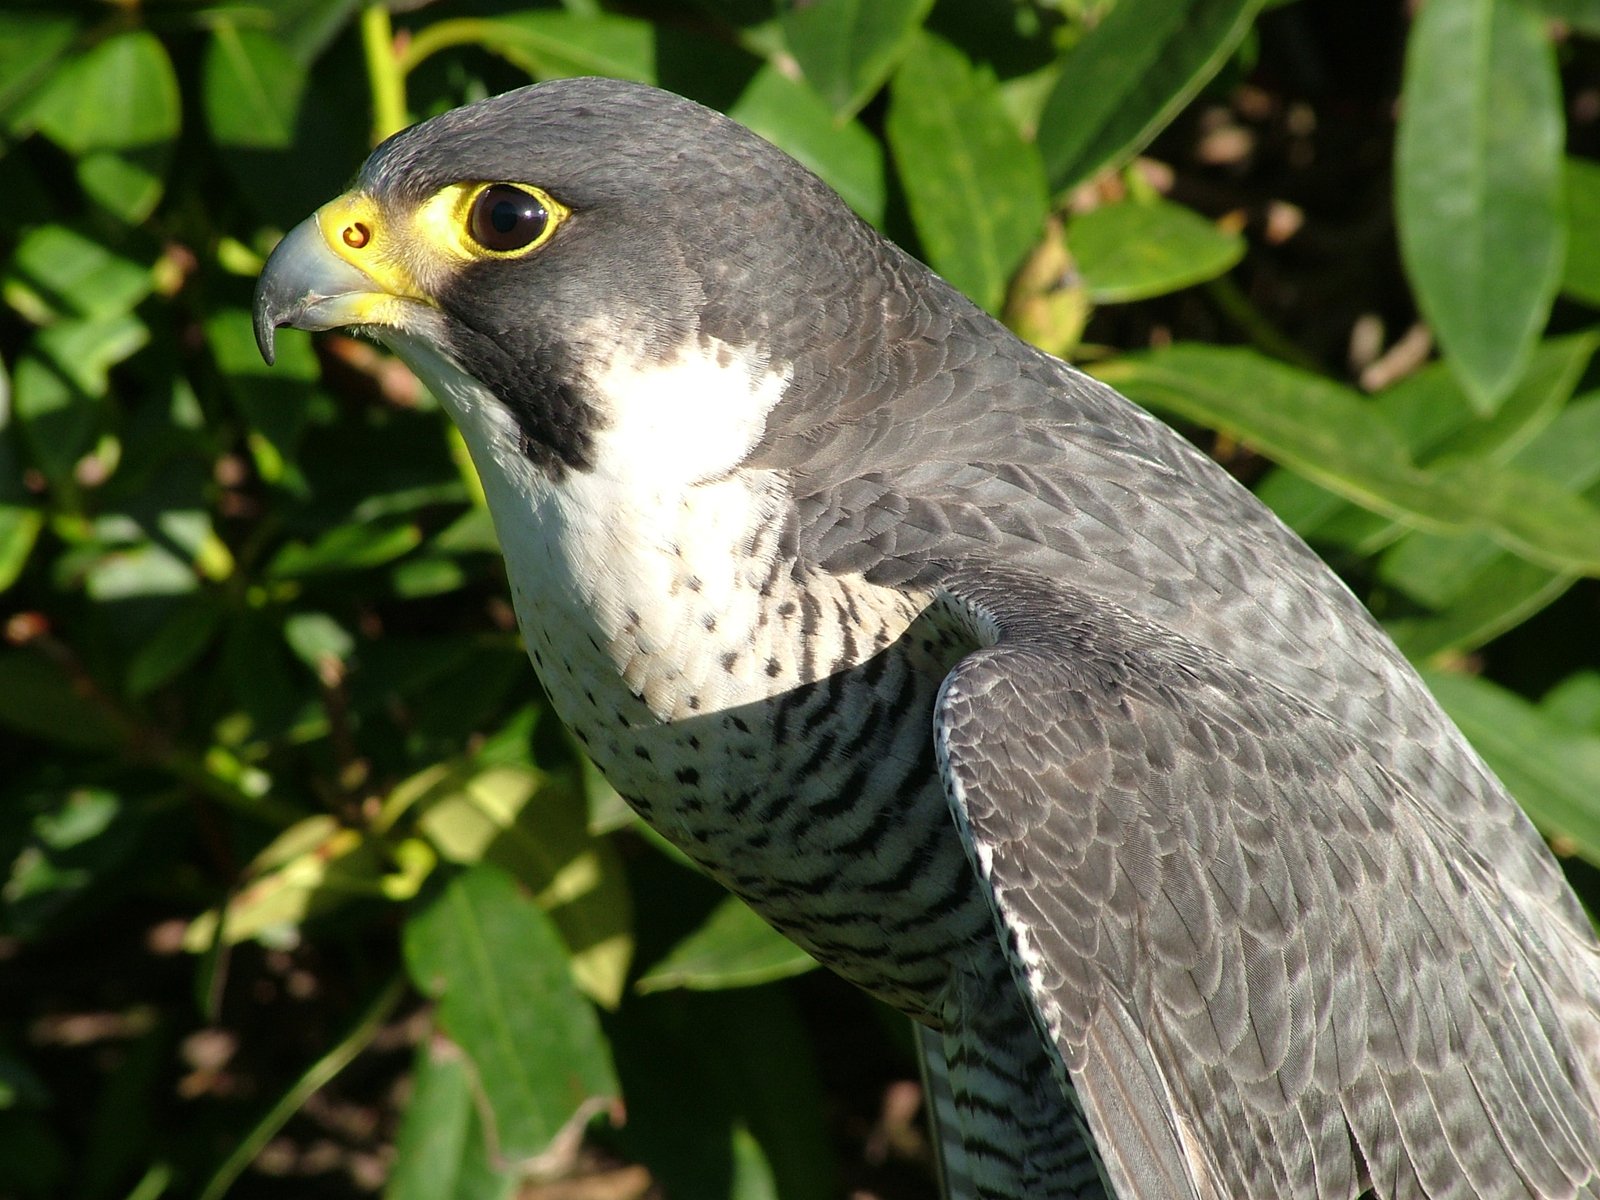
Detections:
[414, 182, 570, 263]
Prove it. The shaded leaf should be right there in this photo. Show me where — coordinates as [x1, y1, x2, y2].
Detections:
[1069, 197, 1243, 303]
[467, 11, 656, 82]
[1396, 0, 1565, 413]
[887, 33, 1049, 313]
[403, 866, 618, 1160]
[1561, 156, 1600, 308]
[780, 0, 934, 118]
[3, 226, 152, 325]
[730, 66, 886, 226]
[0, 10, 79, 123]
[1037, 0, 1263, 190]
[635, 894, 817, 993]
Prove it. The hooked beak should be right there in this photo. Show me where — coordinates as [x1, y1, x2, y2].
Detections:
[253, 213, 380, 365]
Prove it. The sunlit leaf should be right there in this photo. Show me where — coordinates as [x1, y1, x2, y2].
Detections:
[388, 1037, 517, 1200]
[403, 866, 618, 1159]
[466, 11, 656, 82]
[780, 0, 934, 118]
[21, 31, 180, 223]
[1396, 0, 1564, 413]
[887, 33, 1049, 313]
[3, 226, 152, 325]
[635, 895, 816, 993]
[1069, 197, 1243, 303]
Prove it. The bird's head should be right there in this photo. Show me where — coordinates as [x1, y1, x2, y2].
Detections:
[253, 77, 877, 480]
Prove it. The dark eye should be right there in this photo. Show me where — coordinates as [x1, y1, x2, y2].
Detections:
[467, 185, 549, 252]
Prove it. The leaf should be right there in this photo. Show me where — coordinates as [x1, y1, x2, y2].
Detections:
[729, 66, 886, 226]
[886, 33, 1049, 313]
[126, 597, 225, 697]
[1534, 0, 1600, 35]
[1423, 670, 1600, 862]
[388, 1037, 518, 1200]
[21, 31, 180, 223]
[3, 226, 153, 325]
[403, 866, 618, 1160]
[0, 650, 121, 750]
[0, 10, 79, 124]
[267, 520, 423, 577]
[1096, 344, 1600, 574]
[780, 0, 934, 118]
[468, 11, 657, 83]
[1395, 0, 1565, 413]
[1561, 156, 1600, 308]
[206, 307, 319, 485]
[1036, 0, 1264, 190]
[396, 761, 634, 1008]
[0, 505, 41, 593]
[1068, 197, 1244, 303]
[634, 895, 817, 993]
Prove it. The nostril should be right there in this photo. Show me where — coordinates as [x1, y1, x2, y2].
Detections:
[343, 222, 371, 249]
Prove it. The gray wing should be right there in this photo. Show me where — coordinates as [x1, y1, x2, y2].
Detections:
[930, 570, 1600, 1199]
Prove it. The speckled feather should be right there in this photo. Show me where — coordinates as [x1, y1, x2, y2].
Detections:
[261, 77, 1600, 1199]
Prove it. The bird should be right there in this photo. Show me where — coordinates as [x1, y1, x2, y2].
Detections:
[252, 76, 1600, 1199]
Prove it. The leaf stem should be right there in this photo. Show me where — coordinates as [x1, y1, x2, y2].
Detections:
[361, 4, 408, 144]
[197, 975, 408, 1200]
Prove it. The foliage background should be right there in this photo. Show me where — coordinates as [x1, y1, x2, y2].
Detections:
[3, 0, 1600, 1197]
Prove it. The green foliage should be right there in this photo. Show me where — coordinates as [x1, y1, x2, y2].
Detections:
[2, 2, 1598, 1198]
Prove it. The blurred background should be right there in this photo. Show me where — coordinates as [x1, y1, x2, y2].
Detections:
[3, 0, 1600, 1197]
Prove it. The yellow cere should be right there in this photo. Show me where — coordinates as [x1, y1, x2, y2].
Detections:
[312, 191, 439, 323]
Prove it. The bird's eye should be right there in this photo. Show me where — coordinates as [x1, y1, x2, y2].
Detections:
[467, 185, 549, 253]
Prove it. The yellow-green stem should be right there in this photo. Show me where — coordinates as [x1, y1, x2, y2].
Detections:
[361, 4, 408, 145]
[395, 18, 499, 77]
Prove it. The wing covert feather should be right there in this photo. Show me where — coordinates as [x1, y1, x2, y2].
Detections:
[931, 578, 1600, 1199]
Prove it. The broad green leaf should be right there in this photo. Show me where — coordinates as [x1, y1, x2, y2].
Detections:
[0, 650, 122, 750]
[1257, 333, 1596, 552]
[887, 34, 1049, 313]
[126, 597, 225, 697]
[780, 0, 935, 118]
[1037, 0, 1264, 190]
[730, 66, 886, 226]
[1424, 670, 1600, 862]
[403, 866, 618, 1159]
[635, 895, 817, 993]
[388, 1037, 518, 1200]
[729, 1125, 780, 1200]
[22, 31, 179, 223]
[266, 520, 423, 577]
[1096, 345, 1600, 574]
[0, 505, 41, 593]
[1544, 672, 1600, 734]
[1381, 392, 1600, 659]
[1396, 0, 1565, 413]
[204, 23, 304, 150]
[1561, 156, 1600, 308]
[1069, 197, 1244, 303]
[465, 11, 656, 82]
[396, 761, 634, 1007]
[0, 11, 79, 123]
[3, 226, 152, 324]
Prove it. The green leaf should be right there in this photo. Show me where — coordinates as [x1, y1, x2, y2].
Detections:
[0, 505, 42, 593]
[1534, 0, 1600, 35]
[0, 650, 121, 750]
[730, 66, 886, 226]
[206, 307, 319, 485]
[126, 597, 225, 697]
[204, 23, 304, 150]
[780, 0, 934, 118]
[886, 33, 1049, 313]
[1037, 0, 1264, 190]
[403, 866, 618, 1160]
[0, 11, 79, 124]
[635, 894, 817, 993]
[1423, 670, 1600, 862]
[3, 226, 153, 325]
[267, 520, 423, 578]
[468, 11, 656, 82]
[1096, 345, 1600, 574]
[21, 31, 179, 223]
[388, 1037, 517, 1200]
[1396, 0, 1565, 413]
[1561, 156, 1600, 308]
[1069, 197, 1244, 303]
[397, 761, 634, 1008]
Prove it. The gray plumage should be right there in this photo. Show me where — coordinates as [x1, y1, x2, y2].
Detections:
[254, 77, 1600, 1198]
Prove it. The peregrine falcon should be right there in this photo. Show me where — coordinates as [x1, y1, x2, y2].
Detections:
[253, 78, 1600, 1198]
